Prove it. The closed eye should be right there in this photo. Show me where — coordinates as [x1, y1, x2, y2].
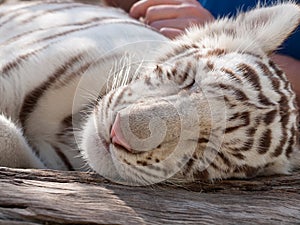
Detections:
[182, 79, 196, 90]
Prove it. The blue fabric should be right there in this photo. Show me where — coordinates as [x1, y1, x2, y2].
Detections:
[198, 0, 300, 59]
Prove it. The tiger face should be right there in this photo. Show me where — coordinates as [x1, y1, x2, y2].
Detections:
[81, 3, 300, 185]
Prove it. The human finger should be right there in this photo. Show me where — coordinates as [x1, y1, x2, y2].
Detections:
[130, 0, 180, 19]
[159, 27, 184, 39]
[144, 5, 183, 23]
[150, 17, 210, 30]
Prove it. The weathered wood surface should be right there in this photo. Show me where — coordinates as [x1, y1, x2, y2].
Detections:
[0, 0, 299, 224]
[0, 167, 299, 225]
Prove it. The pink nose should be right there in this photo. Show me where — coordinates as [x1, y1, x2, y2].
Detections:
[110, 114, 131, 152]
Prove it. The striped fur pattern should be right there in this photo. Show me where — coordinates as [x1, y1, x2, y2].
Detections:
[0, 0, 165, 171]
[0, 1, 299, 185]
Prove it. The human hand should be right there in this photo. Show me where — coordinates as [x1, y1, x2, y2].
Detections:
[103, 0, 138, 12]
[130, 0, 214, 39]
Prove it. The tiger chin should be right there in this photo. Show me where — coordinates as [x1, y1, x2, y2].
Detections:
[0, 1, 299, 186]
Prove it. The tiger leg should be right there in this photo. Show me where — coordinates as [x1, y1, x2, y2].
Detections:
[0, 114, 45, 169]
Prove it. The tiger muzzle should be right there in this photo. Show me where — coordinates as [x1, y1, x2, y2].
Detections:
[110, 99, 183, 153]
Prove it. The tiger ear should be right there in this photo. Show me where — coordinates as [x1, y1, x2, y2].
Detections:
[235, 3, 300, 54]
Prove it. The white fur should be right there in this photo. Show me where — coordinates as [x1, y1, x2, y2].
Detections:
[0, 1, 167, 170]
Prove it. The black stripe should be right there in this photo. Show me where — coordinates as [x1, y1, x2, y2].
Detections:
[0, 2, 41, 16]
[268, 60, 285, 81]
[229, 138, 254, 152]
[243, 52, 263, 60]
[197, 138, 209, 144]
[29, 18, 144, 46]
[1, 44, 52, 75]
[193, 169, 210, 180]
[225, 112, 250, 133]
[1, 18, 140, 75]
[212, 83, 249, 101]
[19, 52, 86, 128]
[0, 16, 117, 47]
[272, 130, 287, 157]
[0, 1, 46, 27]
[19, 4, 85, 25]
[220, 67, 242, 83]
[232, 153, 245, 160]
[180, 62, 193, 85]
[264, 110, 277, 125]
[217, 152, 231, 167]
[53, 145, 74, 171]
[257, 129, 272, 154]
[182, 157, 196, 176]
[1, 28, 79, 74]
[234, 165, 259, 178]
[206, 48, 227, 57]
[237, 63, 261, 91]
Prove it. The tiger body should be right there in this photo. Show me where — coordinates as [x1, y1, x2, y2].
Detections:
[0, 1, 166, 171]
[0, 1, 299, 185]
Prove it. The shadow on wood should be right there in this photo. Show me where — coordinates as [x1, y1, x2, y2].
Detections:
[0, 167, 299, 224]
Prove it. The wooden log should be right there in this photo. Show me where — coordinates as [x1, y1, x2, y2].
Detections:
[0, 167, 299, 224]
[0, 0, 299, 224]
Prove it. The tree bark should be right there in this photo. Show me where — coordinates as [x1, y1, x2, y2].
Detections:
[0, 167, 299, 224]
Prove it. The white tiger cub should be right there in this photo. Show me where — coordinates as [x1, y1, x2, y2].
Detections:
[0, 1, 299, 185]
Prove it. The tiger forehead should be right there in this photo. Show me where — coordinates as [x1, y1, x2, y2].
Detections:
[158, 44, 228, 63]
[158, 41, 265, 67]
[152, 58, 199, 83]
[155, 47, 266, 77]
